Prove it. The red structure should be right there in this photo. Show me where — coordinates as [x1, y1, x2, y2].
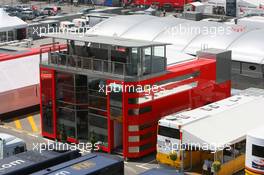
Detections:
[132, 0, 192, 10]
[39, 34, 231, 159]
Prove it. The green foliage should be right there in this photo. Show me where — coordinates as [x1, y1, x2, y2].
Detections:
[89, 131, 97, 151]
[212, 161, 221, 173]
[60, 124, 67, 143]
[169, 152, 178, 161]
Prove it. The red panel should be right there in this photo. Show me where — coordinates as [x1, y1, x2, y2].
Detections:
[52, 69, 57, 139]
[40, 67, 56, 139]
[100, 145, 110, 152]
[133, 0, 192, 8]
[67, 137, 79, 144]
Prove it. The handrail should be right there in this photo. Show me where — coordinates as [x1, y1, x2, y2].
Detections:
[43, 52, 130, 76]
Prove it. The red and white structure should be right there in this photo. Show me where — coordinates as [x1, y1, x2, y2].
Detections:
[39, 32, 231, 159]
[0, 44, 65, 115]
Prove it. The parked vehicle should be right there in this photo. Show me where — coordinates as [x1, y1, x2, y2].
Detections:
[79, 7, 95, 14]
[73, 18, 88, 28]
[32, 15, 48, 22]
[124, 0, 193, 10]
[0, 133, 26, 159]
[72, 18, 89, 32]
[84, 13, 117, 27]
[41, 6, 61, 16]
[246, 126, 264, 175]
[16, 5, 31, 11]
[0, 148, 81, 175]
[4, 6, 22, 16]
[20, 10, 35, 20]
[60, 21, 77, 33]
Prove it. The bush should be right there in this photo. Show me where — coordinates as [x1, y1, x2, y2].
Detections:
[212, 161, 221, 173]
[169, 152, 178, 161]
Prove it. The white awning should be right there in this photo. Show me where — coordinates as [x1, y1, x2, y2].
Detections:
[0, 9, 28, 32]
[182, 96, 264, 151]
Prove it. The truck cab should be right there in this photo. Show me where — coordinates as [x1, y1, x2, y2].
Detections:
[0, 133, 26, 159]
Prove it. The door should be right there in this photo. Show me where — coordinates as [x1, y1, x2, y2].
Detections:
[108, 82, 123, 153]
[114, 121, 123, 150]
[40, 68, 56, 138]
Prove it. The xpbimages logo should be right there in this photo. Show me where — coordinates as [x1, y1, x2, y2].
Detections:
[98, 82, 165, 95]
[0, 160, 25, 171]
[32, 140, 100, 154]
[32, 25, 89, 37]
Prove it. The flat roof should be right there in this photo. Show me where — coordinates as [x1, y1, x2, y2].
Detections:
[247, 126, 264, 139]
[181, 88, 264, 150]
[42, 33, 169, 48]
[159, 90, 259, 128]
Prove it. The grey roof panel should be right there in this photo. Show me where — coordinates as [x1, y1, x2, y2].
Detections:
[43, 33, 169, 47]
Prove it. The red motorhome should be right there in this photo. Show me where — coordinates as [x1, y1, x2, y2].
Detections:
[131, 0, 193, 10]
[39, 34, 231, 159]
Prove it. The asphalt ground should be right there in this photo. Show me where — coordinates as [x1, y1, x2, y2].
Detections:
[0, 110, 245, 175]
[0, 110, 167, 175]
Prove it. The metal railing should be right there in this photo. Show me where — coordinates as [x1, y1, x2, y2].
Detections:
[44, 52, 130, 77]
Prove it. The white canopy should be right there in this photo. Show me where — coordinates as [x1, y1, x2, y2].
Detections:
[182, 91, 264, 151]
[0, 9, 27, 32]
[88, 15, 264, 64]
[240, 0, 264, 6]
[247, 126, 264, 140]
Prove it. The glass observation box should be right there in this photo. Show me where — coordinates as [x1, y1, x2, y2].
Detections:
[41, 33, 169, 77]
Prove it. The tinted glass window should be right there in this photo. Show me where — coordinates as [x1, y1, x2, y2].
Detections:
[158, 126, 180, 139]
[128, 106, 152, 116]
[252, 144, 264, 158]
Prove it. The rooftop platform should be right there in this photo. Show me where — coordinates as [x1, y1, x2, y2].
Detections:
[42, 33, 169, 48]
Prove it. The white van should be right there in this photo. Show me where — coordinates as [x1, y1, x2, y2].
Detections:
[72, 18, 88, 28]
[0, 133, 26, 159]
[20, 10, 35, 20]
[60, 21, 77, 33]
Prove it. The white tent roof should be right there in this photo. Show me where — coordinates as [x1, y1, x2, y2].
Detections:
[208, 0, 264, 6]
[240, 0, 264, 6]
[181, 88, 264, 151]
[247, 126, 264, 140]
[228, 29, 264, 64]
[234, 16, 264, 30]
[88, 15, 264, 64]
[0, 9, 27, 32]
